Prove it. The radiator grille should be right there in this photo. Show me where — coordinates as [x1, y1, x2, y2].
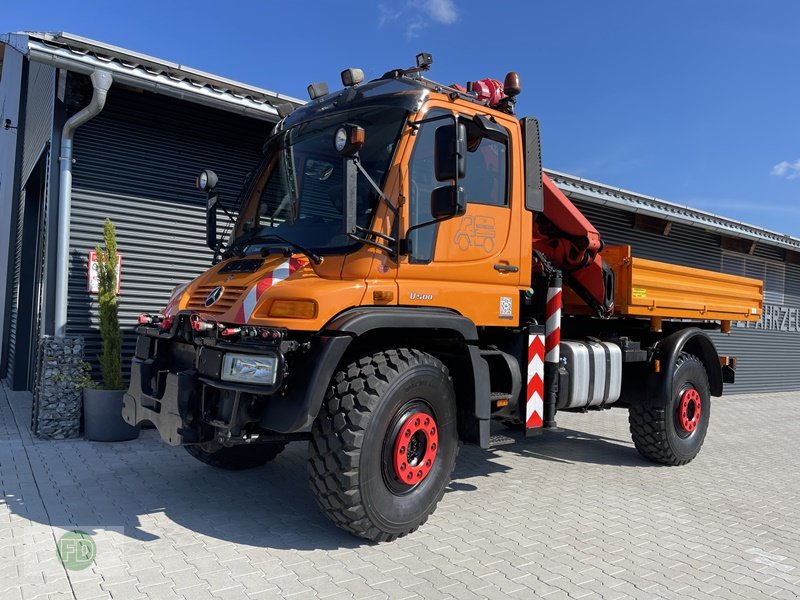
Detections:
[186, 285, 247, 315]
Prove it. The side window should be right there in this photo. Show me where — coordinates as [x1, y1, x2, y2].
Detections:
[463, 138, 507, 206]
[407, 110, 446, 263]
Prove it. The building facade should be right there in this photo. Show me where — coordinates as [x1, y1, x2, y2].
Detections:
[0, 32, 300, 391]
[1, 32, 798, 396]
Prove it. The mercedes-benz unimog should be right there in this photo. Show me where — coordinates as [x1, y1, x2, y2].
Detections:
[123, 54, 764, 541]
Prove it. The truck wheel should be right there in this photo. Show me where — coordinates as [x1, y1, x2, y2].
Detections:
[628, 353, 711, 466]
[308, 349, 458, 542]
[185, 441, 286, 470]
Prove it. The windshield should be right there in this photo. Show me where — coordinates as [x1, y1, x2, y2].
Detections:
[230, 106, 408, 255]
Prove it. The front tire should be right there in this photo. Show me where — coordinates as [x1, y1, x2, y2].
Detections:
[308, 349, 458, 542]
[629, 353, 711, 465]
[185, 441, 286, 470]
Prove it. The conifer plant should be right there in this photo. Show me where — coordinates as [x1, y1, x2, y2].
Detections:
[96, 218, 123, 390]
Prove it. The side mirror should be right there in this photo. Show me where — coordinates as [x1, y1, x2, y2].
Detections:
[434, 122, 466, 182]
[430, 185, 465, 219]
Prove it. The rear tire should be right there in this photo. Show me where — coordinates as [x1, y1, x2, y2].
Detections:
[629, 353, 711, 466]
[308, 348, 458, 542]
[185, 441, 286, 470]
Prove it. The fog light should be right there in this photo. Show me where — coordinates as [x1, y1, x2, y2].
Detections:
[221, 353, 278, 385]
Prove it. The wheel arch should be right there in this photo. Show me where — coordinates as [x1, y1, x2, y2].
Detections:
[656, 327, 723, 398]
[322, 307, 491, 448]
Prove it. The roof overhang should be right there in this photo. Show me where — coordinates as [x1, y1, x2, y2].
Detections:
[12, 31, 305, 122]
[546, 169, 800, 253]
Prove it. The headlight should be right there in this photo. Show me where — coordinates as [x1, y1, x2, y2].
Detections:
[195, 169, 218, 192]
[334, 127, 348, 153]
[221, 353, 278, 385]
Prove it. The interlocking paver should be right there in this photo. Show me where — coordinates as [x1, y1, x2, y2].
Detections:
[3, 384, 800, 599]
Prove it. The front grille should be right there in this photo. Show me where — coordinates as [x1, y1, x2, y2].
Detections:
[186, 285, 247, 315]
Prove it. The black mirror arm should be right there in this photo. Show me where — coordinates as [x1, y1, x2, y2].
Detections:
[473, 114, 509, 143]
[403, 209, 460, 248]
[352, 157, 397, 216]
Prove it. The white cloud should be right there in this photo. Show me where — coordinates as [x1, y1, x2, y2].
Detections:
[378, 4, 403, 27]
[378, 0, 459, 39]
[770, 159, 800, 180]
[413, 0, 458, 25]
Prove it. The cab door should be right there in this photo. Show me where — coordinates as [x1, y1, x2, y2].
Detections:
[397, 103, 525, 326]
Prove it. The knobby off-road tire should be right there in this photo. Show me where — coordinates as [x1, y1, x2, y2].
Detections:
[308, 348, 458, 542]
[185, 441, 287, 470]
[629, 353, 711, 466]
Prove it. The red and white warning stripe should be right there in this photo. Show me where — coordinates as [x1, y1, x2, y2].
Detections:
[235, 257, 306, 323]
[545, 284, 562, 364]
[526, 332, 545, 429]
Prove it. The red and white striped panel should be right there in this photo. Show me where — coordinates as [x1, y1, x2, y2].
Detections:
[526, 332, 545, 429]
[545, 284, 562, 364]
[235, 257, 307, 323]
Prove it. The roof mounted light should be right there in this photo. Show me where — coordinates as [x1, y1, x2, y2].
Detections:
[503, 71, 521, 97]
[416, 52, 433, 70]
[341, 68, 364, 87]
[307, 82, 329, 100]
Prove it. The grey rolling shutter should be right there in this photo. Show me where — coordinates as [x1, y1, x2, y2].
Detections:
[20, 62, 54, 184]
[5, 190, 25, 383]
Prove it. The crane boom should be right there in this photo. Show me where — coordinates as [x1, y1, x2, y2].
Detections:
[533, 173, 614, 316]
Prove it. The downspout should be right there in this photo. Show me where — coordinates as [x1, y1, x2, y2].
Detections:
[54, 69, 112, 338]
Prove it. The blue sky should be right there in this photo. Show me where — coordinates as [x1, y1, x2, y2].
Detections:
[5, 0, 800, 236]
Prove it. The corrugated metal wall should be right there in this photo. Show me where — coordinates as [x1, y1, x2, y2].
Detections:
[68, 87, 272, 376]
[20, 62, 54, 184]
[6, 61, 54, 386]
[574, 199, 800, 394]
[6, 189, 25, 382]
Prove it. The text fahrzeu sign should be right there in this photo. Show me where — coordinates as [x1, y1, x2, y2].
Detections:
[735, 304, 800, 333]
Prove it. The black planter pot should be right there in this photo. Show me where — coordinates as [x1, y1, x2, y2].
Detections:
[83, 388, 140, 442]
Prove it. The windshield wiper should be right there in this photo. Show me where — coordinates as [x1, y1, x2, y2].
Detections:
[231, 233, 323, 265]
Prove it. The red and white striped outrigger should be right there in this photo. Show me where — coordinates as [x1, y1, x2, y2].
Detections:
[525, 271, 562, 433]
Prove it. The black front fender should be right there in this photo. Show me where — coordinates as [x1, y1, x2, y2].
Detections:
[317, 306, 491, 448]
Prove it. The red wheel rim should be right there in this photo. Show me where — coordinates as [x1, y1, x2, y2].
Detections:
[393, 411, 438, 485]
[678, 388, 702, 433]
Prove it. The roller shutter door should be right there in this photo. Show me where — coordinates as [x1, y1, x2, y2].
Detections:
[5, 190, 25, 384]
[20, 62, 54, 184]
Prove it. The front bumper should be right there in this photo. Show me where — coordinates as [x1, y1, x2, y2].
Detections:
[123, 358, 196, 446]
[122, 315, 351, 446]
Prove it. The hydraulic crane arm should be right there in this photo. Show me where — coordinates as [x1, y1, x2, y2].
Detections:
[533, 174, 615, 317]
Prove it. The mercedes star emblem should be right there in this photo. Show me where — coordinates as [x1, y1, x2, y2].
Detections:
[205, 286, 224, 307]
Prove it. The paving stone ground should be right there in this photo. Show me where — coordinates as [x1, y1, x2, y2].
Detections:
[2, 382, 799, 599]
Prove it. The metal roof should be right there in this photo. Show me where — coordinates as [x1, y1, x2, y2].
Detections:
[4, 31, 304, 121]
[546, 169, 800, 253]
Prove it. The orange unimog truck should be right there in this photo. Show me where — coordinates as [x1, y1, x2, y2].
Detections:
[124, 54, 763, 542]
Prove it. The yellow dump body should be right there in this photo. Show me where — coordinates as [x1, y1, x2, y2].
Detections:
[566, 245, 764, 323]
